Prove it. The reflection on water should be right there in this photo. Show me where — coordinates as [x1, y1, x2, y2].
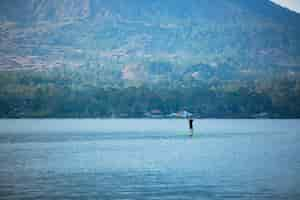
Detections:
[0, 119, 300, 199]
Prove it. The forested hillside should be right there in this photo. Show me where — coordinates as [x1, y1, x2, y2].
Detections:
[0, 0, 300, 118]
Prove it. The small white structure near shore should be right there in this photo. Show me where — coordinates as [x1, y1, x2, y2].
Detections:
[168, 110, 193, 118]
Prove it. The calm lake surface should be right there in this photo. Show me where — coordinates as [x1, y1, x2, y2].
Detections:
[0, 119, 300, 200]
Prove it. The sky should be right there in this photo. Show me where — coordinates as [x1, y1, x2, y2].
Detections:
[271, 0, 300, 13]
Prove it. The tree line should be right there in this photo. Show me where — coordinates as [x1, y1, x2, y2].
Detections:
[0, 71, 299, 118]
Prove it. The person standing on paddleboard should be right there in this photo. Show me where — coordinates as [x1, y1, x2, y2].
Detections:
[183, 110, 194, 136]
[189, 117, 194, 136]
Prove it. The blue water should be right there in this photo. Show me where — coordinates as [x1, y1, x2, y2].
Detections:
[0, 119, 300, 199]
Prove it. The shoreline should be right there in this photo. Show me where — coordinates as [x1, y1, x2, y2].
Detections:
[0, 117, 300, 120]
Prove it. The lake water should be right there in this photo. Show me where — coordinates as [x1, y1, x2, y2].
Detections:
[0, 119, 300, 199]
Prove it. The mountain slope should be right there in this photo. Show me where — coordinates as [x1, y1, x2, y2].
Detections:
[2, 0, 300, 25]
[1, 0, 300, 118]
[0, 0, 300, 84]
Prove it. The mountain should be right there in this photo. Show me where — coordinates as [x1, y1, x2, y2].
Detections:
[1, 0, 300, 23]
[1, 0, 300, 85]
[1, 1, 300, 118]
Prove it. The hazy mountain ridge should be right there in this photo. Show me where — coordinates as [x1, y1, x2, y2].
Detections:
[2, 0, 300, 25]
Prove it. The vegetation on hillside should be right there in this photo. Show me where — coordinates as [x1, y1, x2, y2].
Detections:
[0, 0, 300, 118]
[1, 69, 299, 118]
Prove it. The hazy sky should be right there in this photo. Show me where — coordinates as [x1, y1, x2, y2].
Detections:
[271, 0, 300, 13]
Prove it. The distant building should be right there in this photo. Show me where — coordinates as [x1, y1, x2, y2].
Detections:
[252, 112, 269, 118]
[145, 109, 164, 118]
[151, 109, 162, 115]
[167, 113, 178, 118]
[180, 110, 193, 118]
[168, 110, 193, 118]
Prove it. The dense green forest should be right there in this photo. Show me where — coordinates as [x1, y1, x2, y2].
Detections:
[1, 69, 299, 118]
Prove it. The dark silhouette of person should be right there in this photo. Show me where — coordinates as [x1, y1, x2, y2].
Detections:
[189, 118, 193, 130]
[189, 118, 194, 136]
